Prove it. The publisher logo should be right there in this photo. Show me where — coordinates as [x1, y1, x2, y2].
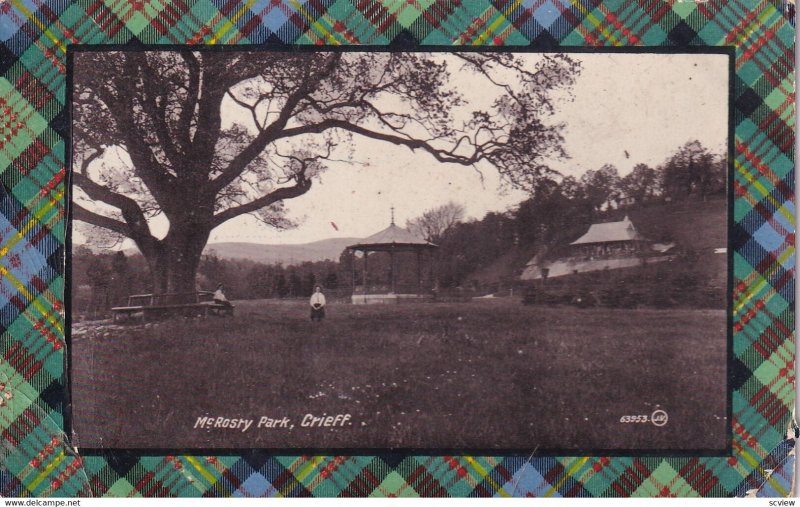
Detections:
[651, 409, 669, 427]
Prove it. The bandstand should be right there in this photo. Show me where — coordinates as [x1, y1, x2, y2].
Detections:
[347, 216, 437, 304]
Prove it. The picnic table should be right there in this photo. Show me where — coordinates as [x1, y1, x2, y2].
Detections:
[111, 291, 234, 323]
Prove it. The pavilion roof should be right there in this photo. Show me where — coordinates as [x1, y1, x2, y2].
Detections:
[570, 216, 644, 245]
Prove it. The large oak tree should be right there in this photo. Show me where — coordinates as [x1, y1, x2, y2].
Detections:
[72, 50, 580, 293]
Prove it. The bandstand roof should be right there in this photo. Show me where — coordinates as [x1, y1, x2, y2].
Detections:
[348, 224, 437, 251]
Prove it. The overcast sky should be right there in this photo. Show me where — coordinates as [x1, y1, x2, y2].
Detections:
[76, 52, 729, 247]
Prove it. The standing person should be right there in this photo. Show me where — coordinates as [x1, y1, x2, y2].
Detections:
[309, 285, 326, 322]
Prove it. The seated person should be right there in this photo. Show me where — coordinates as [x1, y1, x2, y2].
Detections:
[213, 284, 232, 307]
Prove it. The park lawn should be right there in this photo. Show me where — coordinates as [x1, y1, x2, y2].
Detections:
[70, 298, 728, 452]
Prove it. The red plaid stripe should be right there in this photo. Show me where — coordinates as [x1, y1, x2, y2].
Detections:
[13, 138, 49, 176]
[758, 106, 794, 154]
[39, 455, 86, 496]
[637, 0, 674, 23]
[325, 19, 362, 45]
[132, 457, 192, 496]
[608, 459, 650, 496]
[0, 94, 43, 157]
[733, 396, 779, 457]
[455, 13, 492, 45]
[731, 419, 757, 455]
[406, 462, 448, 496]
[88, 475, 111, 496]
[338, 0, 394, 43]
[2, 407, 41, 447]
[751, 321, 791, 360]
[355, 0, 396, 34]
[34, 1, 61, 26]
[340, 466, 383, 496]
[29, 309, 65, 353]
[0, 473, 24, 496]
[36, 166, 66, 202]
[418, 3, 476, 43]
[15, 45, 64, 92]
[676, 458, 719, 496]
[273, 465, 310, 496]
[575, 2, 666, 46]
[8, 295, 27, 311]
[3, 341, 44, 381]
[753, 254, 792, 292]
[419, 0, 464, 32]
[737, 143, 794, 200]
[722, 2, 766, 45]
[305, 1, 384, 46]
[17, 433, 62, 473]
[750, 385, 791, 426]
[306, 457, 351, 494]
[588, 456, 628, 486]
[695, 1, 729, 20]
[287, 0, 333, 38]
[14, 71, 55, 112]
[133, 471, 171, 496]
[595, 3, 667, 45]
[84, 0, 128, 38]
[215, 0, 244, 18]
[149, 3, 198, 40]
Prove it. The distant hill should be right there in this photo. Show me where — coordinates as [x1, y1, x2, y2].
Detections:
[122, 237, 358, 265]
[202, 238, 358, 264]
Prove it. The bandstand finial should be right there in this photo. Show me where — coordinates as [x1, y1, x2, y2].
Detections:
[390, 206, 395, 225]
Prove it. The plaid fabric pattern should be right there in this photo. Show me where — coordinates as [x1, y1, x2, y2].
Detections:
[0, 0, 794, 498]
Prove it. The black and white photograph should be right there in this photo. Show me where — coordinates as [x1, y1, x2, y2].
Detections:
[68, 48, 730, 453]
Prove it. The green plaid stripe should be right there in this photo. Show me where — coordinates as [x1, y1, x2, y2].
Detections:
[0, 0, 794, 498]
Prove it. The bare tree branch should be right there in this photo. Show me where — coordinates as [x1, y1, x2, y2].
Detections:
[209, 53, 342, 195]
[72, 171, 152, 239]
[177, 50, 201, 151]
[128, 54, 184, 168]
[93, 76, 179, 209]
[275, 119, 485, 166]
[72, 202, 131, 237]
[211, 179, 312, 227]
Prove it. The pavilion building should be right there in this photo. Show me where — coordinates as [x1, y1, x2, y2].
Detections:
[520, 216, 675, 280]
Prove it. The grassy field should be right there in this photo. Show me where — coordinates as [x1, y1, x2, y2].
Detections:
[70, 298, 728, 452]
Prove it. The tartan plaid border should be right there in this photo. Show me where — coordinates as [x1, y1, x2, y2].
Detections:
[0, 0, 794, 498]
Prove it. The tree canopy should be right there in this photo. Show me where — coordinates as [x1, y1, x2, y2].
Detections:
[72, 50, 581, 292]
[405, 201, 465, 244]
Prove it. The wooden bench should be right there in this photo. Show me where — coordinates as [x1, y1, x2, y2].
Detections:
[111, 291, 234, 323]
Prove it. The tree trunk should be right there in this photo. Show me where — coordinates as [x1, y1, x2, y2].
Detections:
[146, 248, 169, 295]
[135, 225, 211, 295]
[164, 227, 211, 294]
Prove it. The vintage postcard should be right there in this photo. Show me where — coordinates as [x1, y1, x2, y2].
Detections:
[0, 0, 794, 498]
[68, 47, 731, 455]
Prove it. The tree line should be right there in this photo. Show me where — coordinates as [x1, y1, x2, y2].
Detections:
[73, 139, 724, 315]
[72, 249, 347, 317]
[416, 140, 725, 288]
